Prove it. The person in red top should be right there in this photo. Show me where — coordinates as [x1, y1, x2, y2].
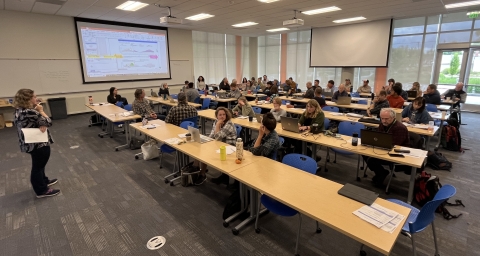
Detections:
[363, 108, 410, 186]
[386, 83, 405, 108]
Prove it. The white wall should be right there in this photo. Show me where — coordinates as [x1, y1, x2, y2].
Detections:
[0, 10, 193, 120]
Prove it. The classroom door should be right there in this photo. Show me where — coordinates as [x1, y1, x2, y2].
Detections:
[433, 49, 469, 94]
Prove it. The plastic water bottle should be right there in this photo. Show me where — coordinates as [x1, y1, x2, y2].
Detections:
[88, 96, 93, 105]
[411, 112, 416, 123]
[236, 138, 243, 160]
[142, 116, 148, 126]
[150, 89, 153, 96]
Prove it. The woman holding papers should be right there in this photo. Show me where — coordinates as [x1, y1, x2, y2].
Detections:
[232, 97, 254, 117]
[13, 89, 60, 198]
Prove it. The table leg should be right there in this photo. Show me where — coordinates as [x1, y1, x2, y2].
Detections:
[228, 101, 231, 109]
[98, 120, 110, 138]
[232, 187, 268, 235]
[435, 121, 444, 150]
[407, 167, 417, 204]
[115, 120, 131, 151]
[426, 136, 431, 151]
[201, 116, 206, 134]
[302, 141, 307, 155]
[224, 182, 249, 227]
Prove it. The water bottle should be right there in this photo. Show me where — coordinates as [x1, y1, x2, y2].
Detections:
[150, 89, 153, 96]
[88, 96, 93, 105]
[220, 146, 227, 161]
[142, 116, 148, 126]
[411, 112, 416, 123]
[236, 138, 244, 160]
[352, 132, 358, 146]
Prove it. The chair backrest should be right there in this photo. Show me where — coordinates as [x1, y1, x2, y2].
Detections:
[194, 96, 201, 104]
[115, 101, 124, 107]
[181, 117, 198, 128]
[199, 90, 204, 95]
[201, 97, 211, 109]
[252, 107, 262, 114]
[235, 124, 242, 138]
[426, 104, 438, 112]
[357, 100, 368, 105]
[124, 104, 132, 111]
[338, 122, 366, 137]
[180, 121, 195, 129]
[171, 94, 178, 99]
[282, 100, 288, 105]
[278, 136, 285, 146]
[324, 117, 331, 130]
[322, 106, 339, 112]
[282, 154, 317, 174]
[351, 92, 360, 97]
[409, 185, 456, 233]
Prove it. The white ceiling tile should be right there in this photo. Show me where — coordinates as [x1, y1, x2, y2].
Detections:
[93, 0, 129, 9]
[5, 0, 35, 12]
[31, 2, 61, 15]
[56, 2, 91, 16]
[77, 5, 111, 19]
[98, 9, 129, 20]
[67, 0, 98, 5]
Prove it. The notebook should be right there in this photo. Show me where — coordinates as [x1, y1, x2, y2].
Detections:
[338, 183, 379, 205]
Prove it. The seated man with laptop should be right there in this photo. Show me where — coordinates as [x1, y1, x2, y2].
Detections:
[332, 84, 350, 102]
[165, 93, 198, 126]
[367, 90, 390, 117]
[363, 108, 410, 187]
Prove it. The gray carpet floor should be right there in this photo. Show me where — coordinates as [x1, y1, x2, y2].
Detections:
[0, 112, 478, 256]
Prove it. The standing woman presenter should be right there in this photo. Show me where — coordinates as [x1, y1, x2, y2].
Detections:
[14, 89, 60, 198]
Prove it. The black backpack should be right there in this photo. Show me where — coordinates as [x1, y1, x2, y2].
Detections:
[441, 125, 463, 152]
[414, 171, 464, 220]
[427, 150, 452, 171]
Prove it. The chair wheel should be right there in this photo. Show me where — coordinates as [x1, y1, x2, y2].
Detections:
[110, 136, 113, 138]
[333, 160, 337, 163]
[360, 250, 367, 256]
[173, 174, 178, 178]
[170, 182, 174, 186]
[232, 229, 239, 235]
[223, 222, 229, 228]
[88, 125, 92, 127]
[363, 174, 368, 178]
[386, 191, 390, 195]
[122, 131, 125, 134]
[356, 177, 360, 181]
[255, 228, 261, 234]
[326, 159, 330, 162]
[115, 148, 118, 152]
[360, 167, 364, 170]
[316, 228, 322, 233]
[295, 254, 300, 256]
[392, 173, 396, 178]
[135, 155, 139, 160]
[160, 166, 163, 169]
[324, 168, 328, 172]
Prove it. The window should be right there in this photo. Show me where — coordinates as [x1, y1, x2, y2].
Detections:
[393, 17, 425, 35]
[353, 68, 376, 91]
[258, 35, 281, 81]
[286, 31, 314, 90]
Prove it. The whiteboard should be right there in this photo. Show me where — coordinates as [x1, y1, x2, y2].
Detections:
[0, 59, 192, 97]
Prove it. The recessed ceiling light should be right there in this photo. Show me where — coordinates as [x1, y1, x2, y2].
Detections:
[302, 6, 341, 15]
[186, 13, 215, 21]
[258, 0, 280, 3]
[445, 0, 480, 9]
[116, 1, 148, 11]
[232, 22, 258, 27]
[333, 16, 366, 23]
[267, 28, 290, 32]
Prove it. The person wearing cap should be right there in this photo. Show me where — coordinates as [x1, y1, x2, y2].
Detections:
[185, 82, 200, 103]
[345, 79, 353, 93]
[357, 80, 372, 93]
[165, 92, 198, 126]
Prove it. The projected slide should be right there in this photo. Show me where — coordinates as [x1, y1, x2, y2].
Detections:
[75, 19, 171, 83]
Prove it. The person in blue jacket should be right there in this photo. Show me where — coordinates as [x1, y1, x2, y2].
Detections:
[402, 97, 431, 124]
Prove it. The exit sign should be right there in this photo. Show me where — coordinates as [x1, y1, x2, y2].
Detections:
[468, 12, 480, 18]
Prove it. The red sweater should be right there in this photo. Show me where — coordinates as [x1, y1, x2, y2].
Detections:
[387, 95, 405, 109]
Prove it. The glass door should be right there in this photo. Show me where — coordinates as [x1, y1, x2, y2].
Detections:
[434, 49, 469, 95]
[465, 49, 480, 104]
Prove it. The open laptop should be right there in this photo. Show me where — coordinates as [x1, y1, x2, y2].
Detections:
[188, 126, 213, 144]
[217, 91, 228, 99]
[407, 90, 418, 98]
[255, 113, 263, 123]
[280, 116, 301, 133]
[360, 129, 394, 150]
[336, 96, 352, 105]
[166, 95, 176, 103]
[323, 91, 333, 98]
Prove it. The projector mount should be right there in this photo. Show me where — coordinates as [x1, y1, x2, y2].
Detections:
[153, 4, 176, 18]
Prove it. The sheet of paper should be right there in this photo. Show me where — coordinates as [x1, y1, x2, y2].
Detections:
[331, 113, 344, 116]
[353, 203, 398, 228]
[178, 133, 187, 138]
[139, 124, 160, 129]
[215, 145, 236, 155]
[22, 128, 48, 143]
[164, 138, 183, 145]
[236, 116, 249, 119]
[122, 111, 134, 116]
[381, 213, 405, 233]
[397, 147, 427, 158]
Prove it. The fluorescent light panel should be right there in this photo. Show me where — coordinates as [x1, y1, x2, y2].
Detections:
[333, 16, 366, 23]
[232, 22, 258, 27]
[116, 1, 148, 11]
[302, 6, 341, 15]
[267, 28, 290, 32]
[445, 0, 480, 9]
[258, 0, 280, 2]
[186, 13, 215, 21]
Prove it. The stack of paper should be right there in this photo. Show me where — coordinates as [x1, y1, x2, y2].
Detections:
[353, 203, 405, 233]
[331, 113, 344, 116]
[236, 116, 249, 119]
[164, 138, 183, 145]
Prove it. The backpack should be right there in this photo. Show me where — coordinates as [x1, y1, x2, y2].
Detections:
[441, 125, 463, 152]
[223, 189, 249, 221]
[129, 136, 144, 150]
[427, 150, 452, 171]
[414, 171, 464, 220]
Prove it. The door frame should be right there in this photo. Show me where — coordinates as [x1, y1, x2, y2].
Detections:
[433, 49, 469, 86]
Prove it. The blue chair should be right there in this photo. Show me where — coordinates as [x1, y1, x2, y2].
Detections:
[357, 100, 368, 105]
[115, 101, 124, 107]
[199, 90, 204, 95]
[252, 107, 262, 114]
[171, 94, 178, 99]
[234, 124, 242, 138]
[124, 104, 132, 111]
[201, 98, 211, 110]
[194, 96, 201, 104]
[180, 121, 195, 129]
[270, 137, 285, 161]
[160, 144, 178, 186]
[325, 122, 365, 173]
[254, 154, 321, 255]
[324, 117, 331, 130]
[181, 116, 198, 128]
[282, 100, 288, 105]
[351, 92, 360, 97]
[363, 185, 456, 256]
[322, 106, 339, 112]
[426, 104, 438, 112]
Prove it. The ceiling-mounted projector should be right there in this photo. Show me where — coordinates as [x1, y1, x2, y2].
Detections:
[283, 18, 304, 27]
[160, 16, 183, 25]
